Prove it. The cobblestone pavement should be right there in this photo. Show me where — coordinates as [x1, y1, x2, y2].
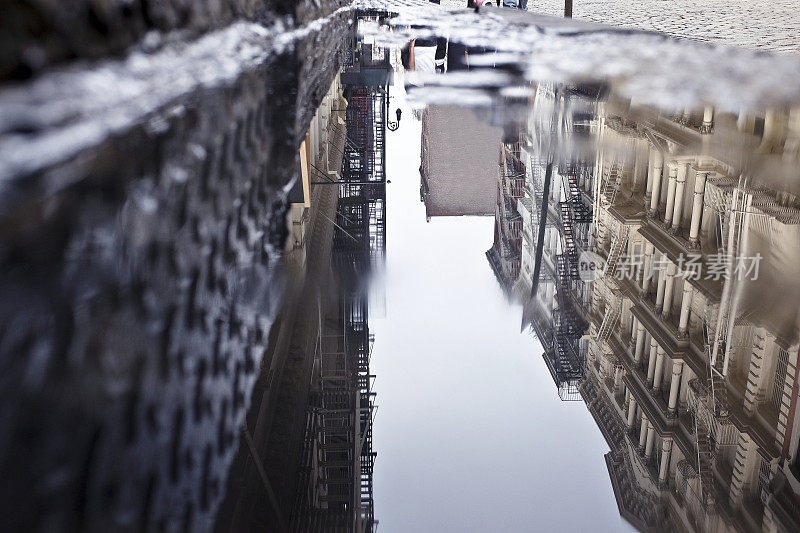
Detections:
[440, 0, 800, 53]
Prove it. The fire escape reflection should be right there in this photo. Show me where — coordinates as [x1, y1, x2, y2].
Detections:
[290, 27, 389, 532]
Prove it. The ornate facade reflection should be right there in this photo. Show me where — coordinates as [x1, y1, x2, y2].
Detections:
[514, 84, 800, 530]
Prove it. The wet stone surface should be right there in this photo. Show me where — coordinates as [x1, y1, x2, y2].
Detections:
[1, 65, 287, 532]
[358, 0, 800, 111]
[440, 0, 800, 53]
[0, 0, 297, 80]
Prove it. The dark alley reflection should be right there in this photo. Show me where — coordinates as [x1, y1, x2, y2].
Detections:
[217, 31, 389, 532]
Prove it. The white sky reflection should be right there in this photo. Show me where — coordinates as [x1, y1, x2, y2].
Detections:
[370, 79, 635, 532]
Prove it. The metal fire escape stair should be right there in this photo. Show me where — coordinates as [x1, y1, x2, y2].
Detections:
[549, 168, 590, 397]
[565, 166, 592, 223]
[555, 193, 581, 339]
[704, 177, 733, 253]
[593, 222, 628, 342]
[693, 410, 716, 508]
[603, 222, 630, 278]
[557, 200, 580, 271]
[553, 325, 578, 375]
[596, 296, 621, 343]
[709, 357, 729, 419]
[685, 345, 738, 515]
[600, 163, 623, 205]
[567, 169, 592, 224]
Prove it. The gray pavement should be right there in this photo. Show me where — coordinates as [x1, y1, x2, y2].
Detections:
[440, 0, 800, 53]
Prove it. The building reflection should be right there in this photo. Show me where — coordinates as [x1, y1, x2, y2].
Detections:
[290, 33, 388, 532]
[485, 84, 596, 400]
[420, 105, 502, 220]
[215, 18, 388, 532]
[509, 79, 800, 530]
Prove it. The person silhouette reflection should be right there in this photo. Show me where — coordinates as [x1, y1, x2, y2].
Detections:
[405, 37, 447, 74]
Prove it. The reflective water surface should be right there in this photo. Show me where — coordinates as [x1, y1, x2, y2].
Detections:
[359, 8, 800, 531]
[2, 1, 800, 532]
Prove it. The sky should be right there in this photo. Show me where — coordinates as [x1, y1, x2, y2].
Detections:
[369, 79, 635, 532]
